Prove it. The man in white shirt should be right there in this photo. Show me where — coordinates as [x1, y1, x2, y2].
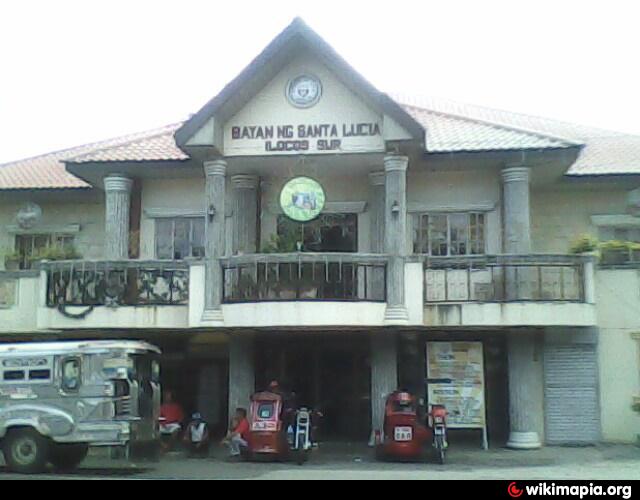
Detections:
[183, 412, 210, 458]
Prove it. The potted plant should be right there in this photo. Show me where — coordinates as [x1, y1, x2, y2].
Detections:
[599, 240, 631, 266]
[2, 248, 22, 271]
[569, 234, 599, 256]
[29, 244, 82, 265]
[629, 242, 640, 264]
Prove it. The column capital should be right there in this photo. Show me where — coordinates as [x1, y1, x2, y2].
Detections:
[384, 154, 409, 173]
[204, 158, 227, 177]
[502, 166, 530, 184]
[103, 175, 133, 193]
[369, 171, 386, 186]
[231, 174, 259, 189]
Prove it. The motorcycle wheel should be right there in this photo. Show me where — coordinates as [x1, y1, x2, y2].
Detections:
[434, 435, 446, 465]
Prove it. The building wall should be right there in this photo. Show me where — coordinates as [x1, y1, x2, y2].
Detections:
[0, 198, 105, 270]
[595, 269, 640, 443]
[531, 188, 627, 254]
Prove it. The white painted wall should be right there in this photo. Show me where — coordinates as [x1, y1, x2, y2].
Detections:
[0, 274, 40, 332]
[531, 188, 627, 254]
[595, 269, 640, 443]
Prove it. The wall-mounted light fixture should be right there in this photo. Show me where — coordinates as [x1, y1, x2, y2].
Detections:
[391, 201, 400, 216]
[207, 204, 216, 222]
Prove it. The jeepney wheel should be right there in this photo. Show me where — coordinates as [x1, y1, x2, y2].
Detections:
[49, 443, 89, 471]
[2, 428, 50, 474]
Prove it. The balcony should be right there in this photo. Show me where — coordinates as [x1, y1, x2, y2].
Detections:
[420, 254, 597, 328]
[221, 253, 387, 303]
[38, 260, 190, 330]
[187, 253, 389, 328]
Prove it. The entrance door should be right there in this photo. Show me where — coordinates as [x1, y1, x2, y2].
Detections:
[255, 336, 370, 441]
[544, 343, 601, 444]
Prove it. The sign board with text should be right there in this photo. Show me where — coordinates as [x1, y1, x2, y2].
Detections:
[426, 341, 487, 430]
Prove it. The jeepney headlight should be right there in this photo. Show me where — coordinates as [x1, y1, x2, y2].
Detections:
[104, 382, 115, 397]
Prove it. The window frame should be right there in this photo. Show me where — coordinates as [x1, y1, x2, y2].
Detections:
[413, 212, 487, 256]
[154, 217, 206, 260]
[14, 233, 75, 270]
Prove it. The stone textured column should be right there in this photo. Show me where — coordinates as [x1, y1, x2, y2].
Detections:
[103, 175, 133, 260]
[228, 335, 255, 416]
[383, 155, 409, 324]
[231, 175, 259, 255]
[370, 334, 398, 445]
[202, 159, 227, 323]
[507, 332, 543, 449]
[502, 166, 532, 254]
[368, 171, 386, 253]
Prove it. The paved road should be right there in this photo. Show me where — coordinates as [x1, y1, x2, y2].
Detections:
[1, 444, 639, 480]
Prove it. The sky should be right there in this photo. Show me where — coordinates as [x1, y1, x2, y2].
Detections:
[1, 0, 639, 163]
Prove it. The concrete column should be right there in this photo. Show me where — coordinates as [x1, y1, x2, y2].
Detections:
[502, 166, 532, 254]
[368, 171, 386, 253]
[507, 332, 543, 449]
[228, 335, 255, 416]
[370, 334, 398, 444]
[103, 175, 133, 260]
[383, 155, 409, 324]
[231, 175, 259, 255]
[202, 159, 227, 323]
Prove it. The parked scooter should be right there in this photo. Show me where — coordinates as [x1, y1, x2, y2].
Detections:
[428, 404, 448, 464]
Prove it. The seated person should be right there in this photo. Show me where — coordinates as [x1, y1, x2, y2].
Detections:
[183, 412, 210, 458]
[221, 408, 250, 459]
[160, 390, 184, 451]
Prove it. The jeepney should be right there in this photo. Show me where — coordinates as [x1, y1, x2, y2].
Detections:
[0, 340, 161, 473]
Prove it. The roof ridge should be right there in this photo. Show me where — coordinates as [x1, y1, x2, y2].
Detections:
[401, 102, 582, 147]
[0, 121, 184, 168]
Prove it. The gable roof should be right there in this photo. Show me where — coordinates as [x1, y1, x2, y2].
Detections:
[174, 17, 426, 149]
[1, 97, 638, 191]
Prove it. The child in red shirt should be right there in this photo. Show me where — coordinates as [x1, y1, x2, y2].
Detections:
[221, 408, 250, 458]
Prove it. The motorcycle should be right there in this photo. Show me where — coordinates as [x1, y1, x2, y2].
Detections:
[428, 404, 448, 464]
[375, 391, 431, 462]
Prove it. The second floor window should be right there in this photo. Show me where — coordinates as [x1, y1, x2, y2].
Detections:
[15, 234, 75, 270]
[155, 217, 205, 260]
[413, 212, 486, 256]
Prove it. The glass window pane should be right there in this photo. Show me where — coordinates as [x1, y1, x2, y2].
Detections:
[449, 213, 469, 255]
[155, 219, 174, 259]
[191, 218, 206, 258]
[429, 215, 448, 256]
[413, 214, 429, 254]
[173, 219, 190, 259]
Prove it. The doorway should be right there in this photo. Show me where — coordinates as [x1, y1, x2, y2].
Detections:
[255, 334, 371, 441]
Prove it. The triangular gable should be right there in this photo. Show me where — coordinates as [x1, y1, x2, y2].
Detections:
[174, 18, 425, 156]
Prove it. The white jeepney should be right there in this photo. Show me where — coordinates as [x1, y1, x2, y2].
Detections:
[0, 340, 161, 473]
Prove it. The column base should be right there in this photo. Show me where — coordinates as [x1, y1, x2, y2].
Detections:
[383, 305, 409, 325]
[201, 308, 224, 325]
[507, 431, 542, 450]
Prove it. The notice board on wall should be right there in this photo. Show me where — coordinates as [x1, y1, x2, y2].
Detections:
[426, 341, 487, 438]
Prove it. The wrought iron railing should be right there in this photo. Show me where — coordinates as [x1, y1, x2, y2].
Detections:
[221, 253, 387, 303]
[422, 255, 587, 303]
[43, 260, 189, 308]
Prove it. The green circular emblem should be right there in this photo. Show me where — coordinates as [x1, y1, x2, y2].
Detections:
[280, 177, 326, 222]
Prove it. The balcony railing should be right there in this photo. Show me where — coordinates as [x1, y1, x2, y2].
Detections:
[221, 253, 387, 303]
[422, 255, 588, 303]
[43, 260, 189, 308]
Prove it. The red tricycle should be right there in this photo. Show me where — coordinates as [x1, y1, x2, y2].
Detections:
[246, 391, 313, 465]
[375, 391, 431, 462]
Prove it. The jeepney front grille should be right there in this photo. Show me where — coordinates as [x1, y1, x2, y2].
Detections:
[115, 396, 132, 416]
